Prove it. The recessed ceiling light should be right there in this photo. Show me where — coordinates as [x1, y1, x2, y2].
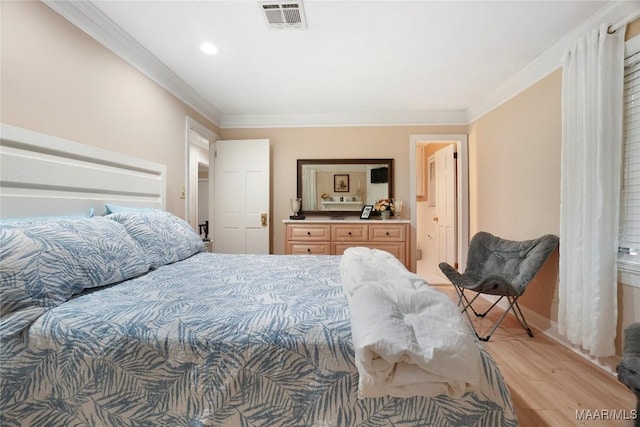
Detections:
[200, 42, 218, 55]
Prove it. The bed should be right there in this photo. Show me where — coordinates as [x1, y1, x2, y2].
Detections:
[0, 125, 518, 426]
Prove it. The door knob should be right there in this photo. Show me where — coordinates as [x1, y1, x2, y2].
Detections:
[261, 213, 268, 227]
[433, 216, 439, 223]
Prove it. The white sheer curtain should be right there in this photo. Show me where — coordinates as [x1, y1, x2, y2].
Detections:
[559, 24, 626, 357]
[302, 169, 317, 211]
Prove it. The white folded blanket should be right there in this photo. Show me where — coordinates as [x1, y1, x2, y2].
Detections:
[340, 247, 482, 398]
[339, 247, 424, 297]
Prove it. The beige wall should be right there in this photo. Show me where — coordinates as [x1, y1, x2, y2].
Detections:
[220, 125, 466, 254]
[0, 1, 219, 217]
[468, 71, 562, 240]
[468, 19, 640, 356]
[468, 70, 562, 324]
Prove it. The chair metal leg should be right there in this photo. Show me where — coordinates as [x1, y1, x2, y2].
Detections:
[454, 287, 497, 317]
[474, 297, 517, 341]
[452, 284, 466, 307]
[472, 295, 504, 318]
[456, 291, 533, 341]
[511, 297, 533, 337]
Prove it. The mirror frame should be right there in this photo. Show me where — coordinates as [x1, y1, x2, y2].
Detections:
[297, 158, 394, 216]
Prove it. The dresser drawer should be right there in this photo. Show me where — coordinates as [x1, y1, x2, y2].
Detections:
[287, 242, 332, 255]
[284, 221, 409, 270]
[331, 224, 368, 241]
[369, 224, 406, 241]
[287, 224, 331, 241]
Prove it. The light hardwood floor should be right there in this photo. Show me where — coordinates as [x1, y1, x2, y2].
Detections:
[434, 285, 638, 427]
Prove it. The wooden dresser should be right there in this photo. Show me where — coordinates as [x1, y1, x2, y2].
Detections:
[284, 219, 410, 269]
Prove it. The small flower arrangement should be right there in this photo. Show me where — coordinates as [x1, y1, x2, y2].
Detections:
[374, 198, 394, 212]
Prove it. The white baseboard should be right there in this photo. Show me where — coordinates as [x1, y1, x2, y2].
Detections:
[480, 295, 621, 375]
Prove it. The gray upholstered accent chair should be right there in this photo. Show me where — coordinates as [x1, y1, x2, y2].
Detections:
[618, 322, 640, 427]
[439, 232, 559, 342]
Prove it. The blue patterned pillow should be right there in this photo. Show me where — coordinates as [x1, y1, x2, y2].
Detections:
[106, 211, 205, 269]
[0, 217, 150, 338]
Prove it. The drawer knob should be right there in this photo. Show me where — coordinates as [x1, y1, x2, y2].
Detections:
[307, 248, 311, 252]
[348, 232, 352, 235]
[307, 231, 311, 235]
[386, 232, 390, 236]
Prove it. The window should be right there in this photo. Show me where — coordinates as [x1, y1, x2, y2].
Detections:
[619, 34, 640, 286]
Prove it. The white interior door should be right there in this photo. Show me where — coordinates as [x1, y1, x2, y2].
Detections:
[213, 139, 270, 254]
[436, 144, 457, 267]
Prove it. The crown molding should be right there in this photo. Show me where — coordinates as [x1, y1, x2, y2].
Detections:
[465, 1, 640, 123]
[43, 0, 222, 127]
[43, 1, 638, 129]
[219, 110, 468, 129]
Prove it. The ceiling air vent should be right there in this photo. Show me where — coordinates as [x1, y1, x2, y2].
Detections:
[258, 1, 307, 30]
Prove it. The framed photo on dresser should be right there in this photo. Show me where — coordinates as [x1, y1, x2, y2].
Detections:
[360, 205, 373, 219]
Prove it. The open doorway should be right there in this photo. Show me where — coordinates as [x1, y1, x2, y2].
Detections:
[185, 117, 219, 251]
[416, 142, 456, 283]
[409, 134, 469, 284]
[197, 162, 210, 242]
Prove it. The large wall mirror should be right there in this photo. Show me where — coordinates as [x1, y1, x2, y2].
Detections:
[297, 159, 394, 216]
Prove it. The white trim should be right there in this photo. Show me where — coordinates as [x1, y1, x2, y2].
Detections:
[610, 8, 640, 33]
[0, 123, 166, 218]
[185, 117, 219, 229]
[44, 1, 639, 129]
[42, 1, 221, 127]
[466, 1, 639, 123]
[619, 265, 640, 288]
[482, 294, 622, 375]
[409, 134, 469, 273]
[186, 117, 220, 144]
[219, 110, 468, 129]
[626, 34, 640, 61]
[522, 304, 621, 376]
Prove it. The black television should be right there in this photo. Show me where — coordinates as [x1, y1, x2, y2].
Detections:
[370, 167, 389, 184]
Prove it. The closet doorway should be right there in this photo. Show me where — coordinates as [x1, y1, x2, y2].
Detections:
[185, 117, 219, 247]
[409, 134, 469, 283]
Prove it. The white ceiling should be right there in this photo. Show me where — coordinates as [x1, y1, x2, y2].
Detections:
[51, 1, 635, 128]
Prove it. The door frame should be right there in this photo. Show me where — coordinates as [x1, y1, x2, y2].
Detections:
[409, 134, 469, 274]
[185, 116, 219, 228]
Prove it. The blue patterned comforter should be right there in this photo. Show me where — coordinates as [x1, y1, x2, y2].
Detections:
[1, 253, 517, 426]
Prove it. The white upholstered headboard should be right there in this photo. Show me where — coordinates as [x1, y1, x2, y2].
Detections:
[0, 124, 166, 219]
